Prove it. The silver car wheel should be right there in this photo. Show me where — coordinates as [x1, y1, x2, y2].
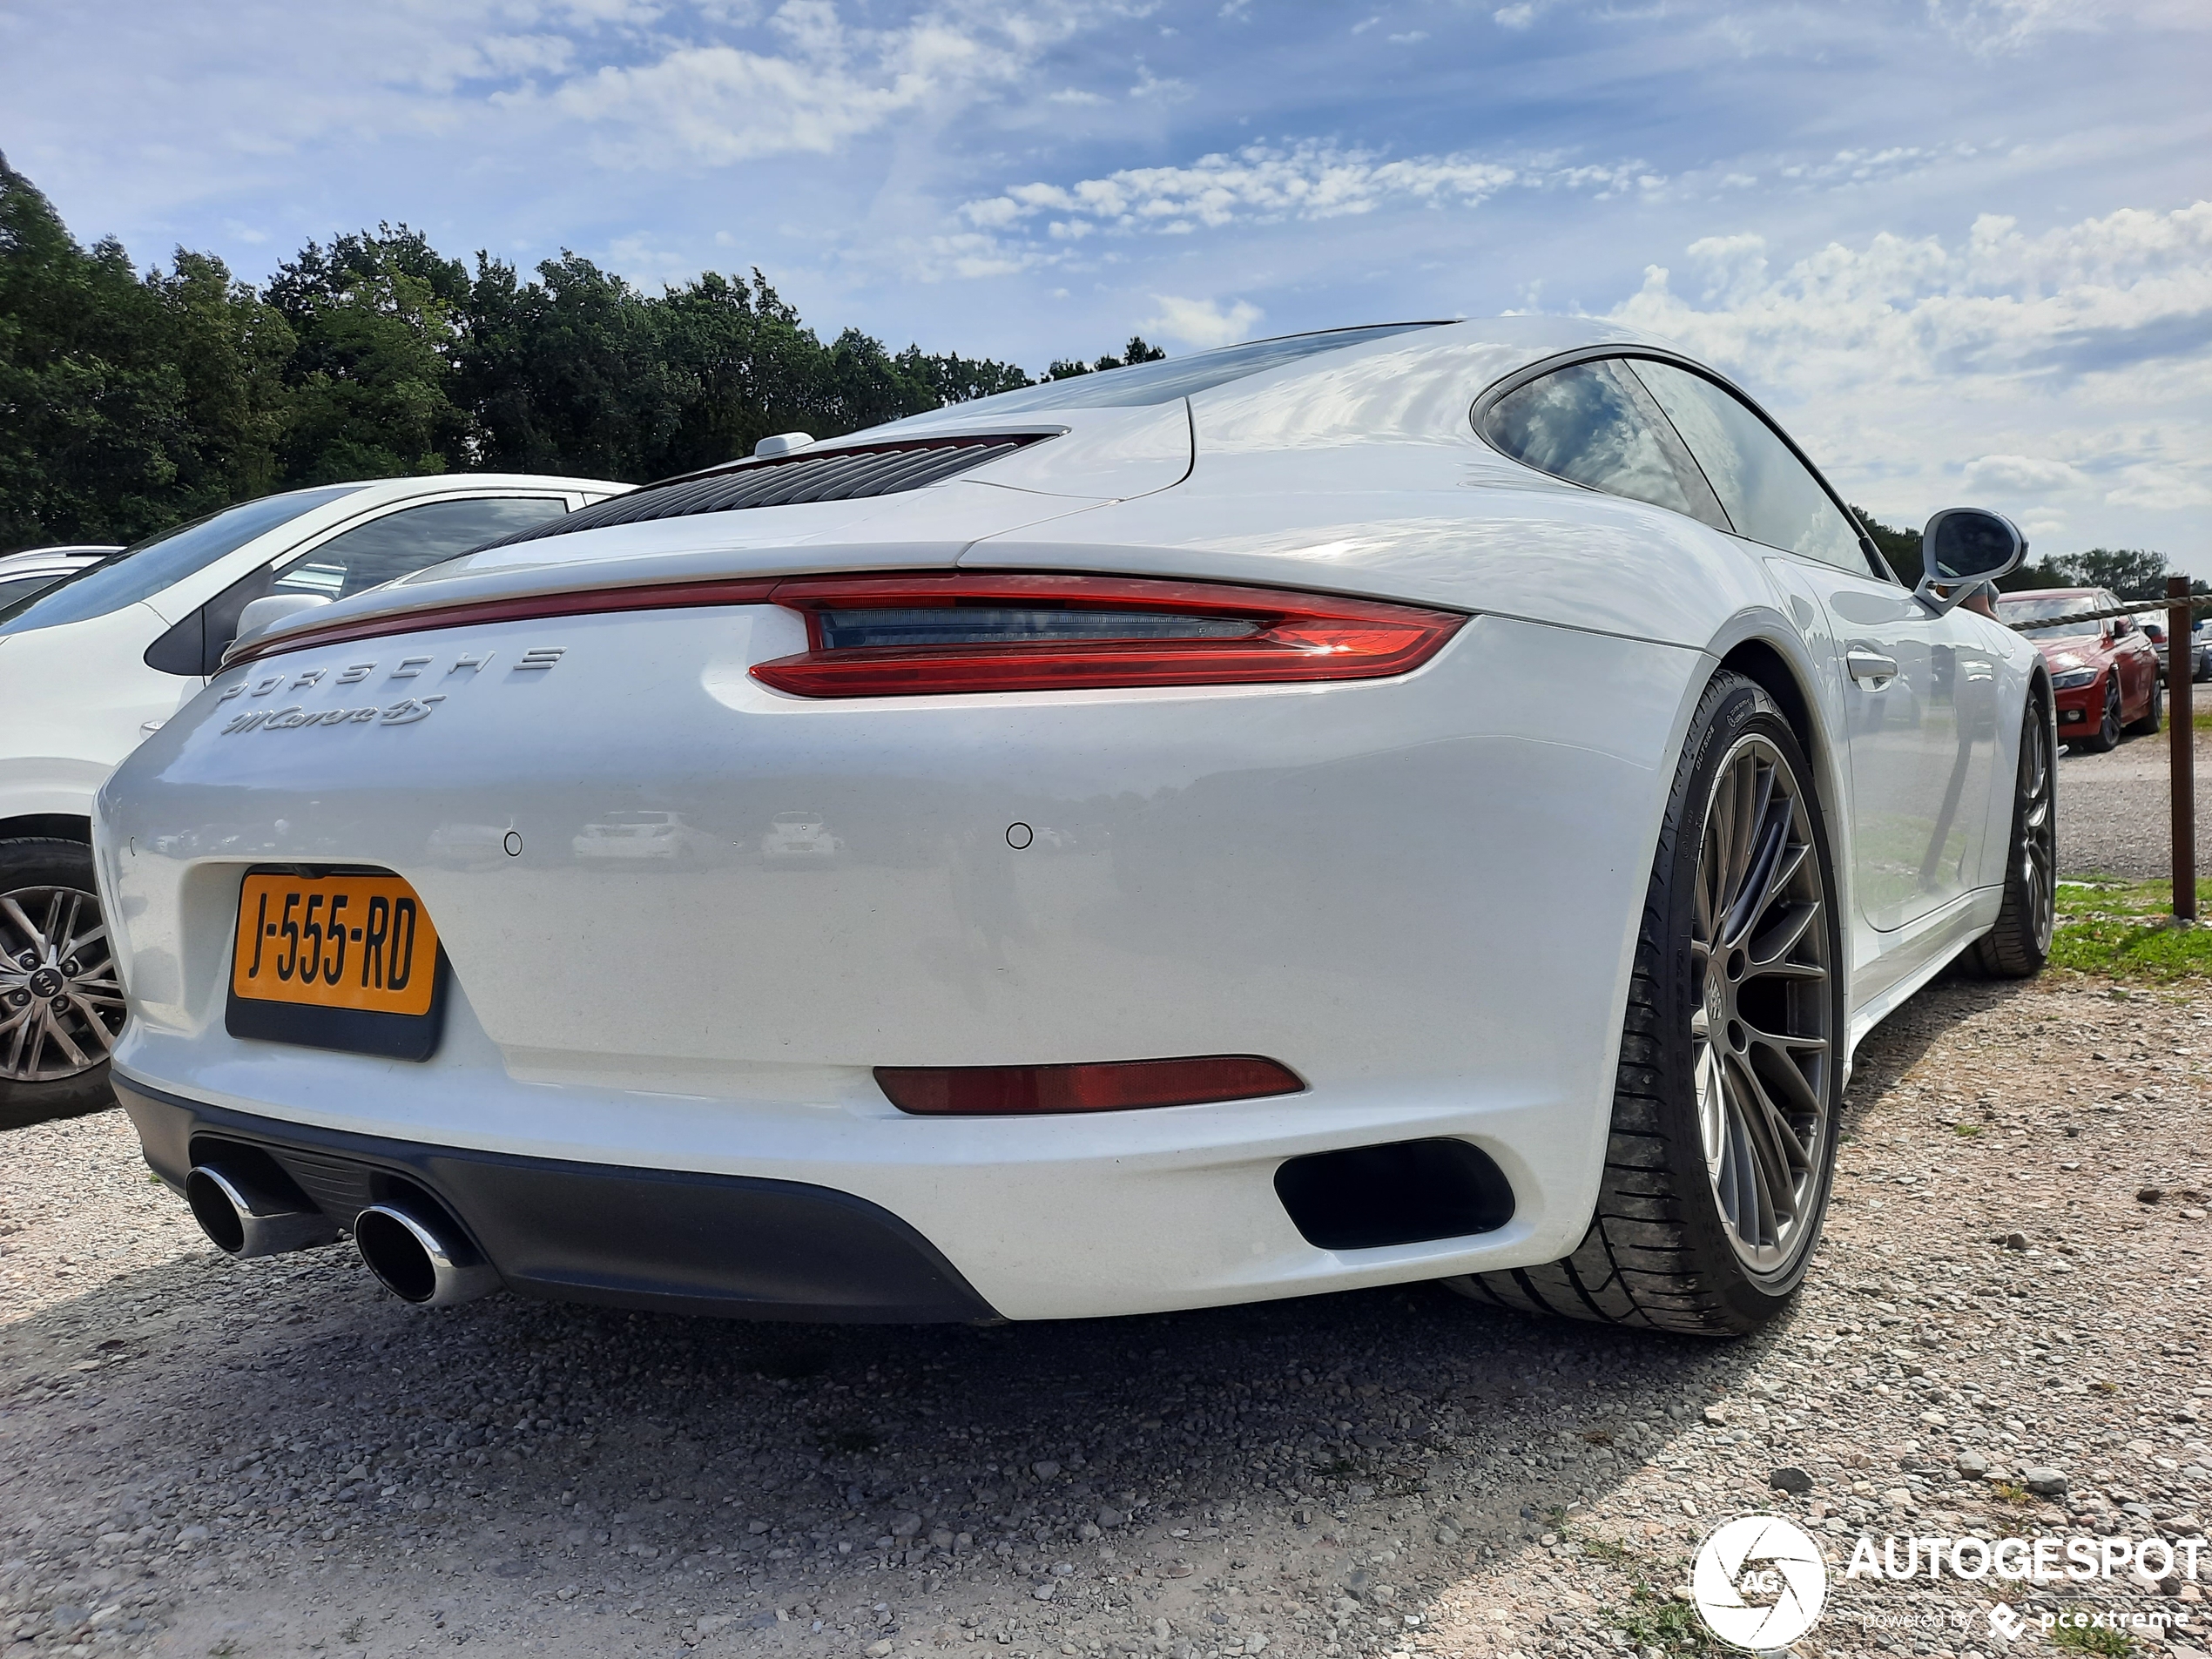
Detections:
[1689, 733, 1833, 1275]
[2017, 711, 2055, 957]
[1, 885, 125, 1083]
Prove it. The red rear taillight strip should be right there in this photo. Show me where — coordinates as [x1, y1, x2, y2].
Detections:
[875, 1055, 1305, 1116]
[752, 573, 1464, 697]
[226, 570, 1466, 695]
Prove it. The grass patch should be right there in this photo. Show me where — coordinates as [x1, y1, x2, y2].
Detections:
[2050, 878, 2212, 981]
[2052, 1619, 2137, 1656]
[1990, 1479, 2037, 1507]
[1952, 1123, 1984, 1137]
[1603, 1585, 1716, 1654]
[1571, 1531, 1637, 1568]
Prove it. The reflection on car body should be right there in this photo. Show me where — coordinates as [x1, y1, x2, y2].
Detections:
[572, 811, 721, 865]
[759, 810, 843, 864]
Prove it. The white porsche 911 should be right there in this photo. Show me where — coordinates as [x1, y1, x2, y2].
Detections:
[92, 318, 2054, 1336]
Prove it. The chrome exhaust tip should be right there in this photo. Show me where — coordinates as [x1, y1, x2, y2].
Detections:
[185, 1163, 339, 1259]
[354, 1201, 500, 1307]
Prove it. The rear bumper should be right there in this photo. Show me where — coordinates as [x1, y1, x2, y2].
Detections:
[117, 1076, 1000, 1324]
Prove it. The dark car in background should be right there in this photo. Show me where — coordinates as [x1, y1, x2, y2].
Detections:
[1995, 586, 2163, 751]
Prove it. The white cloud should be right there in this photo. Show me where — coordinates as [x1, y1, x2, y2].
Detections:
[1608, 201, 2212, 541]
[1140, 294, 1264, 347]
[1494, 4, 1536, 28]
[1130, 64, 1193, 102]
[960, 140, 1656, 240]
[502, 0, 1105, 168]
[1963, 454, 2090, 494]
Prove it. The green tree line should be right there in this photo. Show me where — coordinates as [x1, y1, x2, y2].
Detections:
[0, 156, 1163, 553]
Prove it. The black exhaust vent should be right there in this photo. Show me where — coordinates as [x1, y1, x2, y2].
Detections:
[1274, 1138, 1514, 1251]
[483, 434, 1051, 549]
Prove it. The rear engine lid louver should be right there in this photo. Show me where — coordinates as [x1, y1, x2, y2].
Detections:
[479, 434, 1052, 548]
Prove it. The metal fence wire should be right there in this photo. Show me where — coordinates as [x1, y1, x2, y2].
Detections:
[2000, 597, 2212, 632]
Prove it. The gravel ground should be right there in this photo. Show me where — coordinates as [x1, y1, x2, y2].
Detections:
[3, 977, 2209, 1659]
[2058, 722, 2210, 879]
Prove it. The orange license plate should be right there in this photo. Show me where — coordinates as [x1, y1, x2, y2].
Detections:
[233, 872, 440, 1013]
[228, 873, 446, 1059]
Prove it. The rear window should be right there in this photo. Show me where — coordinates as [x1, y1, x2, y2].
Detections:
[913, 324, 1447, 417]
[0, 487, 362, 637]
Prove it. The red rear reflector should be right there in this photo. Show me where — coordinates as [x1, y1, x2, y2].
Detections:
[875, 1055, 1304, 1116]
[752, 573, 1462, 697]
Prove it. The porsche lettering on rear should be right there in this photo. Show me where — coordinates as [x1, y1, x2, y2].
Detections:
[207, 645, 563, 735]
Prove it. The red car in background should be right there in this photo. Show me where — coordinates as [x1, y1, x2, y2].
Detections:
[1994, 586, 2163, 752]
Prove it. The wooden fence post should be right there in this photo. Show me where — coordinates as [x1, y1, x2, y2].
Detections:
[2170, 575, 2197, 922]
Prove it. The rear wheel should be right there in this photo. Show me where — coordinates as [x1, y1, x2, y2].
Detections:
[0, 838, 125, 1126]
[1966, 699, 2055, 979]
[1445, 673, 1841, 1335]
[2127, 676, 2162, 737]
[2078, 676, 2121, 752]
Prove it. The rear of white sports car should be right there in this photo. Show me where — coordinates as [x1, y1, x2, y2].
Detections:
[91, 320, 1778, 1325]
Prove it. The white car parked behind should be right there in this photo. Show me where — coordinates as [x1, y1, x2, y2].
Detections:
[1, 474, 627, 1117]
[0, 545, 122, 611]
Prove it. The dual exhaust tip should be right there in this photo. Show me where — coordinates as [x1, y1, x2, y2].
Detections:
[185, 1158, 498, 1307]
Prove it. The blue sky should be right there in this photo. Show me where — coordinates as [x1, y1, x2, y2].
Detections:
[3, 0, 2209, 570]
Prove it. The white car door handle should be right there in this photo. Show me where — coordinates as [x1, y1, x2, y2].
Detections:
[1846, 650, 1900, 686]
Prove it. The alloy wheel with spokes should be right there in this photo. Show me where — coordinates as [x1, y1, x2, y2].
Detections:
[1968, 699, 2058, 978]
[1448, 672, 1842, 1334]
[1, 883, 125, 1084]
[1689, 733, 1833, 1275]
[2015, 713, 2055, 959]
[2086, 675, 2121, 752]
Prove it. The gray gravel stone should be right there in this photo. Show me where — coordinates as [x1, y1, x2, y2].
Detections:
[2056, 725, 2212, 878]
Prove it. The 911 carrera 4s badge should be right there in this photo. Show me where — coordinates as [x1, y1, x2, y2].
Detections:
[220, 695, 443, 733]
[209, 644, 563, 736]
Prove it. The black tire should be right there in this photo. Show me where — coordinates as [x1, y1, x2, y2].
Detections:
[2079, 676, 2121, 752]
[2126, 675, 2162, 737]
[0, 836, 124, 1128]
[1445, 673, 1844, 1336]
[1966, 698, 2056, 980]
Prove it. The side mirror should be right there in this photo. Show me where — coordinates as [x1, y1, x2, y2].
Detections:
[1915, 507, 2026, 615]
[232, 593, 332, 653]
[2109, 616, 2134, 638]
